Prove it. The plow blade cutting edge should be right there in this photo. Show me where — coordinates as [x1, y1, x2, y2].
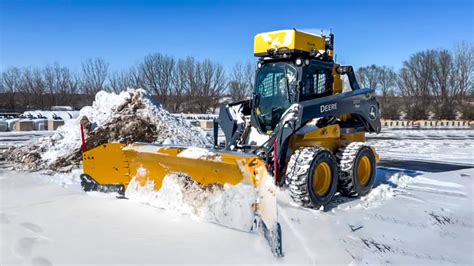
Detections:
[80, 143, 283, 257]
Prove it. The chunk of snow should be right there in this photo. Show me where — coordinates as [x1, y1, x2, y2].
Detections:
[388, 172, 414, 188]
[125, 173, 257, 232]
[358, 184, 395, 209]
[122, 144, 163, 154]
[177, 147, 222, 161]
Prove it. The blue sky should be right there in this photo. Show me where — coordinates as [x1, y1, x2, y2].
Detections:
[1, 0, 472, 72]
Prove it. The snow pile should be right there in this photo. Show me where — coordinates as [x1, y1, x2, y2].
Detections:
[6, 89, 211, 170]
[46, 169, 84, 191]
[351, 172, 415, 209]
[358, 184, 395, 208]
[125, 173, 257, 232]
[388, 172, 415, 188]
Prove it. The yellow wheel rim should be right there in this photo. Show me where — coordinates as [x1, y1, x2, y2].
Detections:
[357, 156, 371, 186]
[313, 162, 332, 196]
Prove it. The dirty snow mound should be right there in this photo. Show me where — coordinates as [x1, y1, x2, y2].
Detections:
[125, 173, 257, 232]
[6, 89, 211, 170]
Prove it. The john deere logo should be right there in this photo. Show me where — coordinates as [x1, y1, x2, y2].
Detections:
[369, 105, 377, 120]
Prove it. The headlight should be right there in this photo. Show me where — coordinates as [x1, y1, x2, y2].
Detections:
[295, 58, 303, 66]
[304, 59, 310, 66]
[257, 62, 263, 69]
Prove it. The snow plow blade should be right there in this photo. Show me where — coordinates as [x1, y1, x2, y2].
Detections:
[81, 143, 283, 257]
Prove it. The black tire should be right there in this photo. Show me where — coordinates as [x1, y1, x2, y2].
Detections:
[336, 142, 376, 197]
[286, 147, 338, 209]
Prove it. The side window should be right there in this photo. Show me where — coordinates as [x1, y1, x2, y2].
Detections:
[302, 68, 333, 100]
[313, 72, 328, 94]
[259, 74, 274, 97]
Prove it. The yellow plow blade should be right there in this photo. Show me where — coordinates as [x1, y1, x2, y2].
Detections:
[81, 143, 283, 257]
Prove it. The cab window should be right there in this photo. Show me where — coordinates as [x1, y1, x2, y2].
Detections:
[301, 68, 333, 101]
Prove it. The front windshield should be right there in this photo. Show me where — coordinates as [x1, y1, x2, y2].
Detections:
[254, 63, 296, 133]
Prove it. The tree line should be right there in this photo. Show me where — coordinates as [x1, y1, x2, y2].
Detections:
[1, 42, 472, 119]
[0, 56, 254, 114]
[356, 42, 473, 120]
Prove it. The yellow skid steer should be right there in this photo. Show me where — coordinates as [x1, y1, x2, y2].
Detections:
[80, 29, 381, 257]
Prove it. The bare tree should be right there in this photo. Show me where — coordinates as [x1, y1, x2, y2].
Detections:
[43, 65, 57, 106]
[43, 64, 78, 107]
[81, 58, 109, 96]
[109, 70, 132, 94]
[377, 66, 399, 119]
[357, 64, 380, 89]
[429, 50, 456, 118]
[398, 51, 436, 119]
[58, 66, 78, 106]
[110, 66, 144, 93]
[128, 66, 144, 89]
[228, 62, 251, 101]
[171, 58, 192, 112]
[1, 67, 23, 111]
[245, 62, 255, 94]
[22, 68, 46, 109]
[194, 59, 226, 113]
[139, 53, 175, 107]
[377, 66, 398, 97]
[453, 42, 474, 119]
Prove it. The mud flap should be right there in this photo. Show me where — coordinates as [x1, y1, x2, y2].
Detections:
[80, 174, 125, 196]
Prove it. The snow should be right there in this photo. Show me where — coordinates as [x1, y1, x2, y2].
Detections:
[177, 147, 223, 161]
[2, 161, 472, 264]
[1, 128, 473, 264]
[357, 184, 394, 209]
[367, 129, 474, 166]
[122, 143, 163, 154]
[6, 89, 211, 169]
[125, 173, 256, 232]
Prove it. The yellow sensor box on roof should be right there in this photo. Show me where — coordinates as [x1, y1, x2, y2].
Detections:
[254, 29, 326, 56]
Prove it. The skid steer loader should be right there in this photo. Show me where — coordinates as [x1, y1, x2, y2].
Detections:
[80, 29, 381, 257]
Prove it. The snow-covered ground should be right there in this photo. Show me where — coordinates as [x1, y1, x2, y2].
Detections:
[368, 130, 474, 166]
[0, 131, 53, 150]
[1, 130, 473, 265]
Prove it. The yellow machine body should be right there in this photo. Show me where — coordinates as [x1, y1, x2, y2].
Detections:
[254, 29, 326, 56]
[290, 124, 363, 152]
[289, 124, 379, 161]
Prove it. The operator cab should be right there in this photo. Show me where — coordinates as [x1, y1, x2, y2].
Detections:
[254, 62, 296, 132]
[254, 60, 334, 133]
[252, 29, 336, 134]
